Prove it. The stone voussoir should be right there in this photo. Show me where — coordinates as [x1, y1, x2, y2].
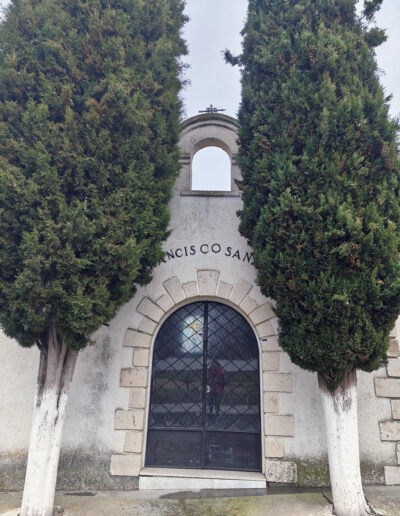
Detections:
[123, 329, 151, 349]
[250, 303, 275, 326]
[216, 281, 233, 300]
[138, 317, 157, 335]
[156, 293, 174, 312]
[229, 278, 252, 305]
[164, 277, 186, 303]
[182, 281, 198, 298]
[197, 270, 220, 296]
[240, 295, 258, 315]
[137, 297, 164, 323]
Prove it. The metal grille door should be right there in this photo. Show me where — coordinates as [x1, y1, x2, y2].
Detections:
[146, 302, 261, 471]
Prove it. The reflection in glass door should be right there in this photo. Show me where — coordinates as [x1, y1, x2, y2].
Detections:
[146, 302, 261, 471]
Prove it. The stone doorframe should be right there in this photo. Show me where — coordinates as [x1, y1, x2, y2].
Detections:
[110, 270, 298, 484]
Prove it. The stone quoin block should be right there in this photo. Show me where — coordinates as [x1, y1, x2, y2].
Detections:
[240, 295, 258, 315]
[110, 454, 141, 477]
[129, 388, 147, 409]
[387, 358, 400, 378]
[133, 349, 150, 367]
[120, 367, 148, 388]
[182, 281, 198, 298]
[379, 421, 400, 441]
[197, 270, 219, 296]
[261, 336, 282, 352]
[124, 431, 144, 453]
[384, 466, 400, 485]
[216, 281, 233, 300]
[397, 444, 400, 466]
[375, 378, 400, 398]
[229, 278, 252, 305]
[138, 317, 157, 335]
[250, 303, 275, 326]
[137, 298, 164, 323]
[115, 409, 144, 430]
[164, 277, 186, 303]
[262, 352, 280, 372]
[123, 329, 151, 349]
[264, 437, 284, 458]
[265, 415, 295, 437]
[391, 400, 400, 420]
[388, 337, 400, 358]
[156, 293, 174, 312]
[263, 393, 279, 414]
[265, 460, 297, 483]
[263, 373, 293, 393]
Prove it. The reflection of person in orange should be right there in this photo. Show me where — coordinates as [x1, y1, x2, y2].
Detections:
[207, 360, 224, 418]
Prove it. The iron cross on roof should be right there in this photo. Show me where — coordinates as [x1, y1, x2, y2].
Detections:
[199, 104, 226, 114]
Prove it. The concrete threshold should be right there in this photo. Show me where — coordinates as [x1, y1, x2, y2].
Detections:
[139, 467, 266, 490]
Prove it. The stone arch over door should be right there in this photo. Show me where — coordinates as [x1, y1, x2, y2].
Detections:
[110, 270, 297, 484]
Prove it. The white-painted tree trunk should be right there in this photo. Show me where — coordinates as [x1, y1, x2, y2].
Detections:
[20, 325, 78, 516]
[319, 370, 372, 516]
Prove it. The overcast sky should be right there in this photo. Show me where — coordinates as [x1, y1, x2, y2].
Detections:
[0, 0, 398, 120]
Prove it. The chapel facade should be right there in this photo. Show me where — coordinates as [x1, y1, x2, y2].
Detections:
[0, 114, 399, 490]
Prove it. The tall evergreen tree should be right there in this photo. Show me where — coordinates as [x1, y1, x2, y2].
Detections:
[0, 1, 186, 514]
[232, 1, 400, 514]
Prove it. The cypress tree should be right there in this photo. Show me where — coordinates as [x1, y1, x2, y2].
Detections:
[233, 1, 400, 514]
[0, 1, 186, 514]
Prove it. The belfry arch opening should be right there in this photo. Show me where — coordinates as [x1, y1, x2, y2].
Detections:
[191, 146, 231, 191]
[146, 301, 261, 472]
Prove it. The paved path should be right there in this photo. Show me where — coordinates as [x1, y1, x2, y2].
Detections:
[1, 486, 399, 515]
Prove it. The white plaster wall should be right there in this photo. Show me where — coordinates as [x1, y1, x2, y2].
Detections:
[0, 114, 396, 481]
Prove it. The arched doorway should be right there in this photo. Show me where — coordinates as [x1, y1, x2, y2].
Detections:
[146, 301, 261, 471]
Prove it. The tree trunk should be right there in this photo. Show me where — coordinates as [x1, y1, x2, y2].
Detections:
[20, 324, 78, 516]
[318, 369, 372, 516]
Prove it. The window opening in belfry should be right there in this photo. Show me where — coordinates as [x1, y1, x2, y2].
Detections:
[191, 146, 231, 191]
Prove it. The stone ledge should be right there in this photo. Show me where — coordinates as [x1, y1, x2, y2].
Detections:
[379, 420, 400, 441]
[110, 454, 141, 476]
[115, 409, 144, 430]
[123, 329, 151, 348]
[265, 460, 297, 483]
[265, 415, 295, 437]
[164, 277, 186, 303]
[384, 466, 400, 485]
[375, 378, 400, 398]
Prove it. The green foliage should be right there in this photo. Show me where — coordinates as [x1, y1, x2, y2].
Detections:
[0, 0, 187, 350]
[237, 0, 400, 389]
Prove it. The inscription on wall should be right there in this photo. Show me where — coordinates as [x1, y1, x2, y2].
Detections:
[160, 243, 255, 265]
